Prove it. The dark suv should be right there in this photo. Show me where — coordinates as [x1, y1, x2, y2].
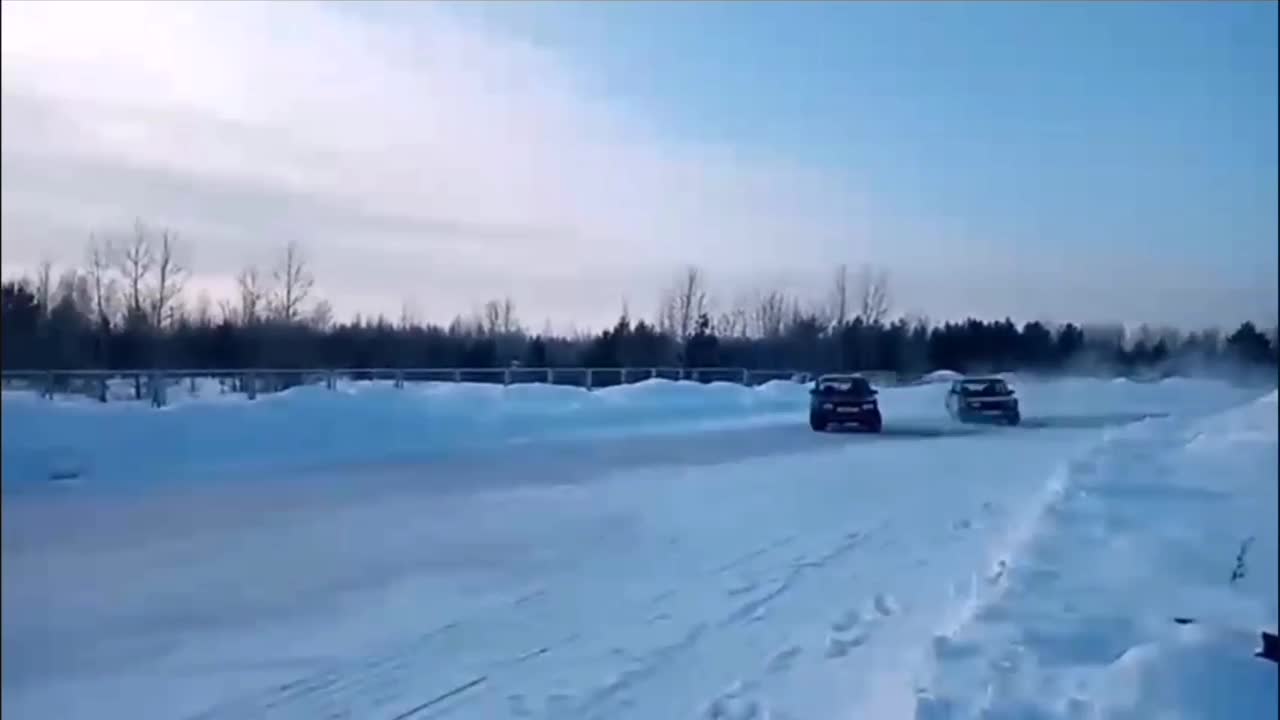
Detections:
[946, 377, 1021, 425]
[809, 374, 882, 432]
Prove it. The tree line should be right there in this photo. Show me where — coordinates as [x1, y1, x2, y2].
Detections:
[2, 222, 1277, 379]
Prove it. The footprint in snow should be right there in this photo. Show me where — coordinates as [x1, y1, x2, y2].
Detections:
[766, 645, 802, 674]
[507, 694, 532, 717]
[824, 632, 869, 659]
[987, 560, 1009, 586]
[831, 609, 862, 633]
[704, 682, 765, 720]
[825, 608, 871, 659]
[544, 693, 574, 715]
[873, 592, 899, 617]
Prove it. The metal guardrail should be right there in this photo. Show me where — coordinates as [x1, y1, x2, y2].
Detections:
[0, 367, 825, 407]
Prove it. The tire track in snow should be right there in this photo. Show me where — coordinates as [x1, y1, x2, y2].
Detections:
[179, 531, 809, 720]
[566, 529, 876, 719]
[721, 531, 867, 627]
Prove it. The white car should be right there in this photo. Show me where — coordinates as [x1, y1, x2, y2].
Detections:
[945, 377, 1021, 425]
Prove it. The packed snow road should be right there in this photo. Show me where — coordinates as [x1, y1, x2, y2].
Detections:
[2, 378, 1274, 719]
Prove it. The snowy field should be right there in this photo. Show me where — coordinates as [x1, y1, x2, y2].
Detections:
[2, 376, 1276, 719]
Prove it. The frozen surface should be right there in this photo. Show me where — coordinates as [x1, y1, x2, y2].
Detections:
[2, 378, 1274, 719]
[1, 379, 810, 491]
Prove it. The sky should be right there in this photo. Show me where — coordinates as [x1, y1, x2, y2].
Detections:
[1, 0, 1276, 331]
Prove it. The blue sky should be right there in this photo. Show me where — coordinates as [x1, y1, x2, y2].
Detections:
[445, 1, 1278, 278]
[2, 1, 1276, 329]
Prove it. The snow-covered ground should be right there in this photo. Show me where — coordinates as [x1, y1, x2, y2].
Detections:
[2, 377, 1275, 719]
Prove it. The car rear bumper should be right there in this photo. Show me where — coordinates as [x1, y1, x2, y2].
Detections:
[815, 406, 881, 423]
[960, 405, 1016, 414]
[956, 405, 1019, 421]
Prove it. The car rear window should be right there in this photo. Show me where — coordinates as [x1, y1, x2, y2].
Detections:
[959, 379, 1009, 395]
[818, 377, 872, 394]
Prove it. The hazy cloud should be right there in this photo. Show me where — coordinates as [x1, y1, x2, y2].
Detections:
[1, 0, 1273, 330]
[1, 1, 877, 324]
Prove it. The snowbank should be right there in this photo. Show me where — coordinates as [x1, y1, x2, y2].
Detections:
[1, 379, 809, 490]
[918, 387, 1278, 719]
[2, 376, 1261, 493]
[919, 369, 964, 384]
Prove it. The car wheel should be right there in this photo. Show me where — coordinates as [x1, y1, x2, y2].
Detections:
[866, 417, 883, 433]
[809, 413, 827, 432]
[1007, 412, 1021, 426]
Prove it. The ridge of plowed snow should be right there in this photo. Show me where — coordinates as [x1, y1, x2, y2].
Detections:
[2, 377, 1256, 492]
[916, 390, 1278, 719]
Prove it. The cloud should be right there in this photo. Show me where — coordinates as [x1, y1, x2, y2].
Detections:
[0, 0, 885, 327]
[2, 1, 1273, 331]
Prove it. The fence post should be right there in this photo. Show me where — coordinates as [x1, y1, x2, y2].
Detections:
[693, 369, 701, 383]
[395, 371, 405, 389]
[621, 368, 628, 385]
[247, 372, 257, 400]
[545, 368, 554, 385]
[742, 368, 750, 386]
[43, 371, 54, 399]
[150, 372, 167, 408]
[454, 369, 462, 383]
[650, 368, 657, 380]
[503, 368, 512, 386]
[585, 368, 594, 390]
[189, 376, 197, 395]
[678, 368, 685, 381]
[97, 376, 108, 403]
[326, 371, 336, 390]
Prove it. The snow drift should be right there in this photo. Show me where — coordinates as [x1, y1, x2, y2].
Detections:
[1, 379, 808, 490]
[1, 376, 1259, 492]
[917, 389, 1278, 719]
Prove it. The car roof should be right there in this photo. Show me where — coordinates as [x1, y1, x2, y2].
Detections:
[818, 374, 866, 382]
[957, 376, 1005, 383]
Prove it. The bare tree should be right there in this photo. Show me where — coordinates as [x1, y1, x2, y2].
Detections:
[830, 263, 850, 329]
[217, 299, 238, 325]
[399, 299, 420, 330]
[473, 297, 517, 336]
[118, 220, 154, 321]
[450, 311, 488, 337]
[856, 265, 891, 325]
[716, 306, 749, 338]
[34, 259, 54, 318]
[658, 265, 709, 340]
[271, 241, 314, 323]
[236, 266, 267, 325]
[750, 289, 789, 339]
[193, 291, 213, 328]
[53, 269, 92, 314]
[482, 299, 502, 336]
[308, 300, 334, 331]
[807, 296, 835, 332]
[85, 234, 116, 323]
[499, 296, 518, 335]
[167, 297, 189, 327]
[150, 228, 187, 329]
